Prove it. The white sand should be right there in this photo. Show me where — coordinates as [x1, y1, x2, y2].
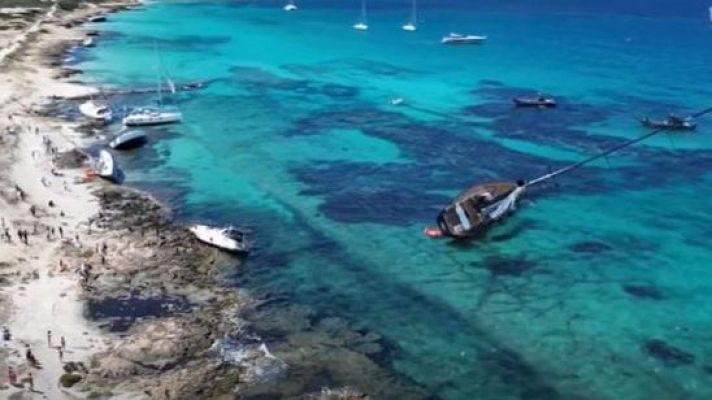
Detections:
[0, 3, 130, 397]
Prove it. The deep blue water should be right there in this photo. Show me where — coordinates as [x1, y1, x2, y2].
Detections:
[77, 0, 712, 398]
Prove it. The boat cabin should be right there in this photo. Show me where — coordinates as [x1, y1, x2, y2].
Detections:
[436, 181, 519, 238]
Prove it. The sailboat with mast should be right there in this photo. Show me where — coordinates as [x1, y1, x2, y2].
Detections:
[402, 0, 417, 31]
[284, 0, 297, 11]
[123, 49, 182, 127]
[354, 0, 368, 31]
[425, 106, 712, 239]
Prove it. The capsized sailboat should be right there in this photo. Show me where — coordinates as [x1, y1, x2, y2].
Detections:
[426, 106, 712, 239]
[354, 0, 368, 30]
[94, 149, 123, 183]
[402, 0, 417, 31]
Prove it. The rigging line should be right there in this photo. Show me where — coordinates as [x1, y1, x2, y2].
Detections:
[525, 106, 712, 187]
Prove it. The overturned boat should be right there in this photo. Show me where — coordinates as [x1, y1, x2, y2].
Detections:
[95, 149, 123, 183]
[109, 130, 147, 150]
[190, 225, 250, 253]
[432, 181, 525, 238]
[513, 95, 557, 108]
[641, 115, 696, 131]
[441, 33, 487, 45]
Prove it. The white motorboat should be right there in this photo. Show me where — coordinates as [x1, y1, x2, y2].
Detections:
[353, 0, 368, 30]
[389, 97, 405, 106]
[109, 130, 147, 150]
[95, 149, 122, 183]
[284, 0, 297, 11]
[190, 225, 250, 253]
[82, 37, 95, 47]
[441, 33, 487, 45]
[402, 0, 417, 31]
[122, 107, 182, 126]
[79, 99, 112, 122]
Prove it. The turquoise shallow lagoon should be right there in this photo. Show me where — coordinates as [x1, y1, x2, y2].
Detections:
[78, 0, 712, 398]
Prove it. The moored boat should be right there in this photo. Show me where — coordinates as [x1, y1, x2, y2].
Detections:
[431, 181, 525, 238]
[353, 0, 368, 30]
[109, 130, 147, 150]
[284, 0, 297, 11]
[82, 37, 95, 47]
[190, 225, 250, 253]
[512, 95, 557, 108]
[79, 99, 112, 122]
[95, 149, 123, 183]
[402, 0, 417, 31]
[441, 33, 487, 45]
[640, 115, 696, 131]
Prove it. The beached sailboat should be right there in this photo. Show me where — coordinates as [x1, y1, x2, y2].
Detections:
[426, 106, 712, 239]
[441, 33, 487, 45]
[354, 0, 369, 30]
[190, 225, 250, 253]
[95, 149, 123, 183]
[402, 0, 417, 31]
[284, 0, 297, 11]
[109, 130, 147, 150]
[123, 50, 182, 127]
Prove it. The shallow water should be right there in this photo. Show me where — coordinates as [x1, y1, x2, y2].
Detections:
[79, 0, 712, 398]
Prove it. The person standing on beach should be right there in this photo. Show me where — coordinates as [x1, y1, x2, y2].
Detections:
[60, 336, 66, 349]
[57, 347, 63, 362]
[26, 372, 33, 391]
[47, 330, 52, 347]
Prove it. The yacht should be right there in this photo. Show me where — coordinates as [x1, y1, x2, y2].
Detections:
[441, 33, 487, 45]
[190, 225, 250, 253]
[284, 0, 297, 11]
[79, 99, 112, 122]
[354, 0, 368, 30]
[402, 0, 417, 31]
[123, 107, 182, 126]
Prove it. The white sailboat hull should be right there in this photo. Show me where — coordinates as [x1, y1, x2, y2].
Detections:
[354, 22, 368, 30]
[110, 130, 147, 150]
[122, 109, 182, 126]
[95, 149, 122, 183]
[284, 3, 297, 11]
[442, 34, 487, 44]
[402, 23, 416, 31]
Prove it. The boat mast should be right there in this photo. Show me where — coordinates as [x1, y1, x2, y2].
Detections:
[526, 106, 712, 187]
[155, 42, 163, 110]
[361, 0, 367, 23]
[411, 0, 417, 25]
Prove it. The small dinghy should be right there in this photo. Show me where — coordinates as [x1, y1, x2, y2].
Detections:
[441, 33, 487, 45]
[640, 115, 696, 131]
[110, 130, 147, 150]
[190, 225, 250, 253]
[95, 149, 123, 183]
[79, 100, 112, 122]
[512, 95, 557, 108]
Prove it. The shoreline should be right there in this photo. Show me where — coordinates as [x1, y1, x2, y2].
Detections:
[0, 1, 254, 398]
[0, 2, 424, 399]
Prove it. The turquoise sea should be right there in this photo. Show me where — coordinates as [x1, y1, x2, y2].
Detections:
[76, 0, 712, 398]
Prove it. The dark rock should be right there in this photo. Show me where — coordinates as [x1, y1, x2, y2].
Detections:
[643, 339, 694, 367]
[569, 241, 612, 254]
[479, 256, 537, 277]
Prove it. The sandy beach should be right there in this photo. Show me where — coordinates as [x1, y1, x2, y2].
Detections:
[0, 1, 142, 398]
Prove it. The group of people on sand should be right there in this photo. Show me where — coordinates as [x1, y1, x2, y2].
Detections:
[2, 325, 70, 393]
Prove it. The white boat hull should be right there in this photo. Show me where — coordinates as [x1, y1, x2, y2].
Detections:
[284, 4, 297, 11]
[110, 130, 147, 150]
[79, 100, 112, 121]
[190, 225, 249, 253]
[354, 22, 368, 31]
[95, 149, 122, 183]
[442, 35, 487, 44]
[402, 23, 416, 31]
[122, 109, 182, 126]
